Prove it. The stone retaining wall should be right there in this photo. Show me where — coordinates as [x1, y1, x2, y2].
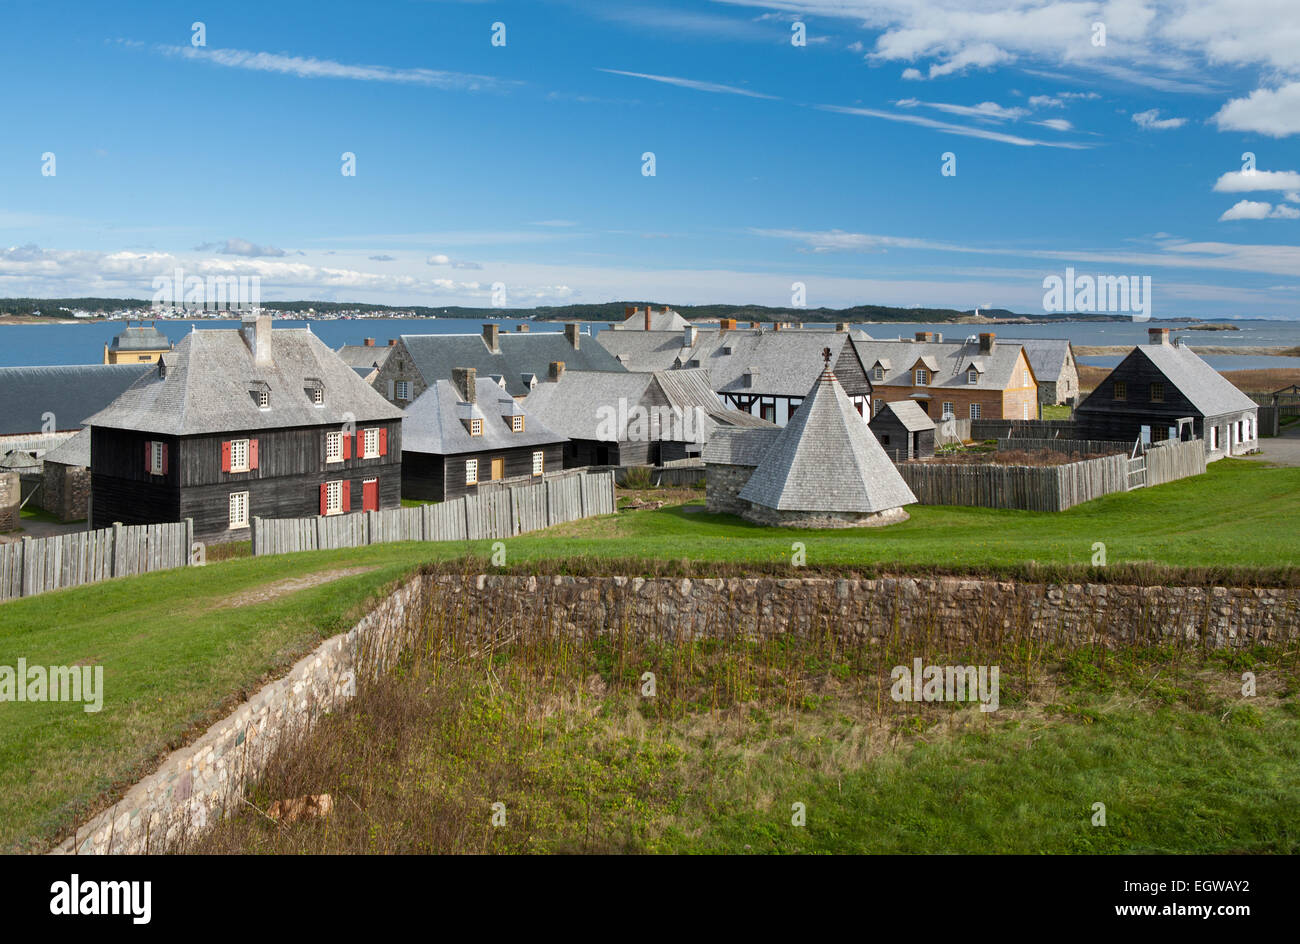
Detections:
[54, 571, 1300, 853]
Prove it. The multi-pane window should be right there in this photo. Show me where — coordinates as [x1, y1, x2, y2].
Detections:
[1023, 402, 1031, 420]
[311, 386, 324, 406]
[396, 381, 411, 401]
[363, 427, 379, 458]
[230, 439, 250, 473]
[1113, 380, 1127, 401]
[465, 459, 479, 485]
[532, 451, 544, 476]
[874, 399, 884, 416]
[967, 369, 977, 385]
[470, 418, 483, 436]
[873, 366, 884, 381]
[229, 491, 249, 529]
[970, 403, 982, 419]
[150, 440, 165, 475]
[257, 389, 270, 409]
[1150, 382, 1165, 402]
[325, 480, 343, 515]
[915, 369, 929, 386]
[326, 431, 343, 463]
[942, 402, 954, 419]
[512, 415, 525, 433]
[1022, 370, 1030, 386]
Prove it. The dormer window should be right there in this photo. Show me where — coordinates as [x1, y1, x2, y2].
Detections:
[470, 418, 483, 436]
[967, 368, 978, 385]
[915, 368, 929, 386]
[873, 366, 884, 382]
[721, 346, 733, 356]
[249, 382, 271, 410]
[304, 380, 325, 406]
[511, 415, 524, 433]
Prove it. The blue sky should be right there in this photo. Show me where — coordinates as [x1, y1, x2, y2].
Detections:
[2, 0, 1298, 317]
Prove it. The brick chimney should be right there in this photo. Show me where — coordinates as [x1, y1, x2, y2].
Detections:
[915, 331, 933, 342]
[836, 322, 848, 332]
[549, 360, 565, 381]
[773, 322, 784, 332]
[452, 367, 477, 404]
[720, 318, 737, 330]
[1149, 327, 1169, 345]
[978, 332, 996, 354]
[241, 314, 273, 366]
[625, 305, 635, 318]
[388, 338, 397, 346]
[483, 323, 500, 353]
[644, 307, 653, 330]
[516, 324, 530, 332]
[363, 337, 375, 347]
[564, 323, 581, 350]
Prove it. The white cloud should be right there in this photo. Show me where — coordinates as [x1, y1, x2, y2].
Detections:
[1213, 82, 1300, 137]
[1216, 199, 1300, 221]
[597, 68, 779, 99]
[1272, 204, 1300, 219]
[1213, 169, 1300, 193]
[160, 45, 509, 91]
[819, 104, 1090, 148]
[1034, 118, 1072, 131]
[1132, 108, 1186, 130]
[427, 253, 451, 265]
[1287, 192, 1300, 202]
[1028, 95, 1062, 107]
[901, 67, 924, 80]
[895, 98, 1029, 121]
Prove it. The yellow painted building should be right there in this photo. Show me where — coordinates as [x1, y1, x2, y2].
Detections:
[103, 322, 173, 364]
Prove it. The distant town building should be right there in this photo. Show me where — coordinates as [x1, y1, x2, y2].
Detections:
[611, 305, 691, 331]
[1002, 338, 1079, 408]
[336, 338, 396, 383]
[103, 321, 173, 364]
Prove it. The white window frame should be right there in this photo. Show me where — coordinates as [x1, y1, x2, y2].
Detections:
[915, 368, 929, 386]
[465, 458, 479, 485]
[942, 402, 954, 419]
[230, 438, 250, 473]
[363, 427, 379, 459]
[1022, 369, 1030, 387]
[395, 381, 411, 401]
[532, 450, 544, 476]
[325, 431, 343, 464]
[1023, 402, 1031, 420]
[150, 440, 165, 475]
[311, 386, 324, 407]
[228, 491, 249, 529]
[873, 366, 884, 382]
[325, 480, 344, 515]
[470, 418, 483, 437]
[970, 403, 982, 420]
[967, 369, 977, 385]
[256, 388, 270, 410]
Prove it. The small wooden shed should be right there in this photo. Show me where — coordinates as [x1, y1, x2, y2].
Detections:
[869, 400, 936, 460]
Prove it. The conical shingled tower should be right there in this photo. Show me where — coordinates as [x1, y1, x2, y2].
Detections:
[737, 348, 916, 526]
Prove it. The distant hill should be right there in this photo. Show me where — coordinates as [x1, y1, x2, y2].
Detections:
[0, 297, 1196, 324]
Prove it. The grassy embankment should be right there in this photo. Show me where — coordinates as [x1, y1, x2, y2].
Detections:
[1, 459, 1298, 852]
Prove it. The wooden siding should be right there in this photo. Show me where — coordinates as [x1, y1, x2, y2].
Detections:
[402, 442, 565, 502]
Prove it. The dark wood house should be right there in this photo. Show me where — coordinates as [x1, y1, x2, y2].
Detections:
[83, 315, 405, 542]
[400, 366, 566, 501]
[1074, 328, 1259, 458]
[869, 399, 936, 460]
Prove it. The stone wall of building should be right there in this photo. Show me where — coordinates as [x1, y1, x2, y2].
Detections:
[41, 462, 91, 522]
[742, 504, 910, 529]
[54, 570, 1300, 854]
[704, 462, 754, 515]
[0, 471, 18, 532]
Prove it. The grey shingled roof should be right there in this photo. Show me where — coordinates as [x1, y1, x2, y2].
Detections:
[107, 323, 172, 352]
[702, 426, 782, 466]
[0, 364, 152, 435]
[84, 324, 404, 435]
[399, 330, 625, 397]
[876, 399, 935, 432]
[1001, 338, 1073, 383]
[336, 344, 393, 370]
[42, 426, 91, 467]
[855, 337, 1031, 391]
[402, 376, 566, 455]
[614, 308, 690, 331]
[523, 368, 769, 443]
[737, 369, 917, 514]
[1113, 342, 1257, 417]
[596, 327, 872, 397]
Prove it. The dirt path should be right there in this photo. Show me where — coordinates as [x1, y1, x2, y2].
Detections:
[217, 566, 379, 608]
[1245, 423, 1300, 468]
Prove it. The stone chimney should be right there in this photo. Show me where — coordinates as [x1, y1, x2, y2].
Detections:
[241, 314, 273, 366]
[388, 338, 397, 346]
[773, 322, 784, 332]
[483, 323, 500, 353]
[836, 322, 848, 332]
[915, 331, 933, 342]
[1149, 327, 1170, 345]
[363, 337, 375, 347]
[516, 324, 530, 332]
[549, 360, 565, 382]
[564, 323, 581, 350]
[720, 318, 737, 330]
[644, 307, 652, 330]
[452, 367, 477, 404]
[978, 332, 996, 354]
[684, 324, 697, 346]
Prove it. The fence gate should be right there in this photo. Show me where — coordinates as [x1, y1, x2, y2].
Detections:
[1127, 455, 1147, 489]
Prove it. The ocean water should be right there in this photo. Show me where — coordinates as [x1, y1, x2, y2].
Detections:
[2, 316, 1298, 372]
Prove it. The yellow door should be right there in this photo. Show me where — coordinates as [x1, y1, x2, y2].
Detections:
[491, 457, 505, 480]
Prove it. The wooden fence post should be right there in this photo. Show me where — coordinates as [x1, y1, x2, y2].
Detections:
[251, 516, 261, 556]
[20, 535, 33, 598]
[185, 518, 195, 566]
[111, 522, 124, 578]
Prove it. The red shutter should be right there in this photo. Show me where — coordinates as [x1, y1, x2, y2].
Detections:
[342, 433, 351, 460]
[341, 481, 351, 512]
[161, 443, 169, 476]
[221, 440, 231, 473]
[319, 483, 328, 515]
[144, 441, 152, 473]
[249, 439, 259, 470]
[356, 430, 365, 458]
[379, 427, 388, 457]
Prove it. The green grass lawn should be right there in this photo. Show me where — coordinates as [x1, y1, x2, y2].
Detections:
[1, 458, 1298, 851]
[1040, 403, 1073, 421]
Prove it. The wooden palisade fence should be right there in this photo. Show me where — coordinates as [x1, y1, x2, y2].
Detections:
[253, 470, 616, 555]
[898, 454, 1130, 511]
[0, 520, 192, 602]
